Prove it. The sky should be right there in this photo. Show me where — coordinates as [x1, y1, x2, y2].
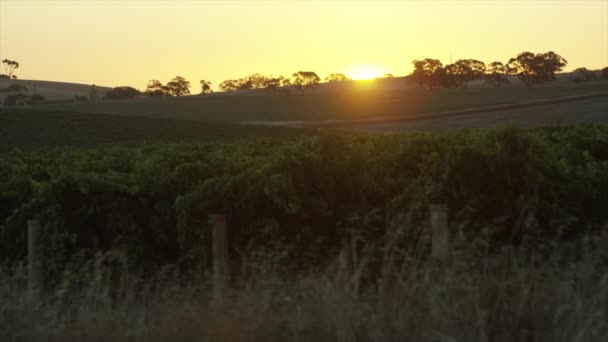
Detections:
[0, 0, 607, 90]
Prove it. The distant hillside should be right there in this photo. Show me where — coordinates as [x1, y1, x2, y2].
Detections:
[21, 77, 608, 124]
[0, 79, 112, 101]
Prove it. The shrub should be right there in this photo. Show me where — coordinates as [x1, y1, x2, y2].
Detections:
[571, 67, 597, 83]
[2, 93, 29, 106]
[105, 86, 140, 100]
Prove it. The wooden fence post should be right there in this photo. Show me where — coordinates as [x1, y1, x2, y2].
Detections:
[430, 204, 449, 261]
[27, 220, 43, 292]
[209, 214, 229, 302]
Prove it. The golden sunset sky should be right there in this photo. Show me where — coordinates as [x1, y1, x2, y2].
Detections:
[0, 0, 606, 89]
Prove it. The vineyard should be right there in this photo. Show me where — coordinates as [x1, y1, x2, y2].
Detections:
[2, 125, 608, 274]
[2, 125, 608, 341]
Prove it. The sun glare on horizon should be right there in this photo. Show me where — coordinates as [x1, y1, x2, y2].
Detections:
[346, 65, 386, 80]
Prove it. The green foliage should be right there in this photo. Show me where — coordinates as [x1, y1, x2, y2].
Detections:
[2, 126, 608, 275]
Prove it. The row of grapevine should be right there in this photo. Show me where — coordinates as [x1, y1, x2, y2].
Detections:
[2, 125, 608, 278]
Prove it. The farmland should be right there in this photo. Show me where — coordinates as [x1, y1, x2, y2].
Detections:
[18, 78, 608, 124]
[0, 110, 307, 149]
[2, 77, 608, 342]
[1, 78, 606, 150]
[2, 0, 608, 339]
[2, 125, 608, 341]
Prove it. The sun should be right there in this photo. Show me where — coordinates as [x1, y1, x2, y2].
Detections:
[346, 65, 385, 80]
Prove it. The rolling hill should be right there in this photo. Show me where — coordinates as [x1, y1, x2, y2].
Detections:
[0, 78, 112, 101]
[17, 78, 608, 124]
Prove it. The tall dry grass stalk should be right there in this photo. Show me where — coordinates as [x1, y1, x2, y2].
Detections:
[1, 235, 607, 342]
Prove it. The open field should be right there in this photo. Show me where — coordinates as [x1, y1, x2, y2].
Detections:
[0, 110, 308, 149]
[1, 83, 606, 149]
[320, 95, 608, 131]
[18, 80, 608, 124]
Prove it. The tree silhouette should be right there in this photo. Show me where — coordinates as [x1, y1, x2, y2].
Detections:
[280, 76, 292, 87]
[485, 61, 509, 87]
[219, 76, 263, 91]
[324, 73, 350, 82]
[449, 59, 486, 86]
[106, 86, 141, 100]
[506, 51, 567, 87]
[219, 79, 240, 92]
[261, 76, 284, 92]
[292, 71, 320, 92]
[200, 80, 212, 95]
[277, 76, 292, 94]
[219, 75, 292, 93]
[166, 76, 191, 96]
[2, 59, 19, 78]
[411, 59, 443, 88]
[383, 73, 394, 78]
[266, 75, 292, 92]
[247, 74, 271, 89]
[145, 80, 170, 97]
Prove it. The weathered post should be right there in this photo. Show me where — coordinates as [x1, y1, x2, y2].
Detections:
[209, 214, 229, 302]
[27, 220, 43, 292]
[430, 204, 449, 261]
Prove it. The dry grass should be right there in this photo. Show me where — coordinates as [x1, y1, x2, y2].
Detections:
[1, 236, 607, 342]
